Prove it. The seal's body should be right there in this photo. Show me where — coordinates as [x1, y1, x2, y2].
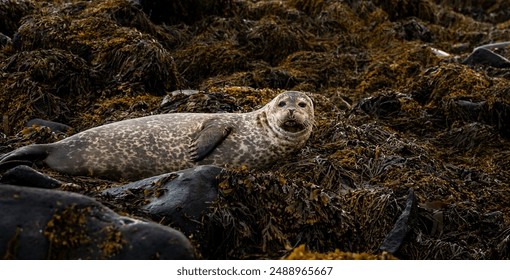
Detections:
[0, 91, 314, 180]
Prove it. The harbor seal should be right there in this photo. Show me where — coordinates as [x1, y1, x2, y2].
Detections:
[0, 91, 314, 180]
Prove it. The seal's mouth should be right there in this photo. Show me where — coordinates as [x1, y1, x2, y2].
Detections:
[281, 119, 306, 133]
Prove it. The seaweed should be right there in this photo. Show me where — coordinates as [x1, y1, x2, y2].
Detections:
[44, 204, 92, 259]
[197, 167, 351, 259]
[1, 0, 510, 260]
[0, 0, 35, 37]
[286, 244, 397, 260]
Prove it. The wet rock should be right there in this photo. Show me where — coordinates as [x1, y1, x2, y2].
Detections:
[102, 165, 222, 235]
[0, 183, 194, 259]
[462, 48, 510, 68]
[26, 118, 73, 134]
[380, 188, 417, 255]
[0, 165, 63, 189]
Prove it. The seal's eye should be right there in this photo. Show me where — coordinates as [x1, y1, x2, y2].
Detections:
[298, 102, 307, 108]
[278, 101, 286, 107]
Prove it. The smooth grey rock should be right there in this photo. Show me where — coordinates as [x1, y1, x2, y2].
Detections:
[0, 165, 62, 189]
[463, 48, 510, 68]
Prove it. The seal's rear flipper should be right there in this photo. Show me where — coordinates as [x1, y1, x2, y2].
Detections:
[0, 144, 50, 171]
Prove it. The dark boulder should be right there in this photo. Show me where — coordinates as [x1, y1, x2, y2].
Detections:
[0, 165, 63, 189]
[463, 48, 510, 68]
[0, 183, 194, 259]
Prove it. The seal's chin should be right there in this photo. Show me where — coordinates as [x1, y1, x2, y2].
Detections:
[281, 120, 306, 133]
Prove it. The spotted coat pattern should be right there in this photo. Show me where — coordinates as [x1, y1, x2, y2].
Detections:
[8, 91, 314, 180]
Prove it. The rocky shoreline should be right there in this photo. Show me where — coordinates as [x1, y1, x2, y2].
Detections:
[1, 0, 510, 259]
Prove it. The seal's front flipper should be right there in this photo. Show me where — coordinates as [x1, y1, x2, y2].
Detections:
[0, 144, 50, 171]
[189, 119, 232, 162]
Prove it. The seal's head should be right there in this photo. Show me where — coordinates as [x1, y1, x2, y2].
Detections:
[266, 91, 314, 135]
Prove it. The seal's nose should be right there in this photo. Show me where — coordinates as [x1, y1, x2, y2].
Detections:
[288, 108, 295, 115]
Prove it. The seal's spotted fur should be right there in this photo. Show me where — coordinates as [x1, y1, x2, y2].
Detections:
[0, 91, 314, 180]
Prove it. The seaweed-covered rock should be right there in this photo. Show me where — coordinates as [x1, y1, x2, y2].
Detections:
[0, 0, 186, 133]
[0, 0, 35, 37]
[14, 9, 180, 94]
[373, 0, 437, 22]
[0, 183, 194, 259]
[196, 168, 346, 259]
[436, 0, 510, 23]
[138, 0, 235, 25]
[394, 18, 433, 42]
[0, 49, 100, 133]
[409, 63, 510, 137]
[159, 90, 241, 113]
[238, 15, 311, 65]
